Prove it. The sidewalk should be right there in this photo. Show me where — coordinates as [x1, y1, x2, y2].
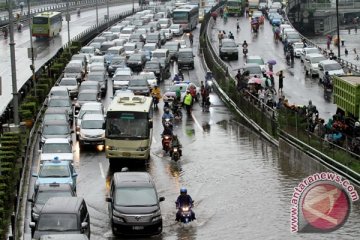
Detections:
[307, 29, 360, 69]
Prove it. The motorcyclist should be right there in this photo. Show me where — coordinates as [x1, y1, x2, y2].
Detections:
[151, 85, 161, 109]
[162, 107, 174, 126]
[77, 8, 81, 16]
[242, 40, 248, 48]
[170, 134, 182, 157]
[228, 31, 234, 40]
[175, 187, 195, 221]
[17, 23, 23, 32]
[329, 50, 335, 60]
[178, 70, 184, 81]
[323, 71, 331, 87]
[173, 73, 180, 82]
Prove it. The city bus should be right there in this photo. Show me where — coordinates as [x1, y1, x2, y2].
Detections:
[172, 4, 199, 32]
[32, 11, 62, 38]
[105, 94, 153, 163]
[226, 0, 244, 16]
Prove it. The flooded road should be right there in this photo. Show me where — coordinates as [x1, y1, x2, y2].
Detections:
[23, 4, 360, 240]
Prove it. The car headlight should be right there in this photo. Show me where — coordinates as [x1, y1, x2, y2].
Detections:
[137, 146, 148, 151]
[152, 215, 162, 222]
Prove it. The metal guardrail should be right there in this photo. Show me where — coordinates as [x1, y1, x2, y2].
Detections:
[10, 5, 146, 239]
[306, 2, 360, 9]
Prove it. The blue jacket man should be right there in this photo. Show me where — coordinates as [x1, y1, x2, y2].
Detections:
[175, 187, 195, 221]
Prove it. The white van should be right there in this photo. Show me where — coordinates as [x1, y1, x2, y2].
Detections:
[318, 60, 345, 80]
[304, 53, 327, 77]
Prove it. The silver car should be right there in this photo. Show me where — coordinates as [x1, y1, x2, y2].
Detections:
[78, 113, 105, 148]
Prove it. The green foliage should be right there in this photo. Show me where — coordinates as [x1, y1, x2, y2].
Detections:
[37, 84, 50, 96]
[20, 101, 37, 114]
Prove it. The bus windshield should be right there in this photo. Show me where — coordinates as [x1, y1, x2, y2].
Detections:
[173, 12, 189, 22]
[106, 112, 149, 139]
[33, 17, 48, 24]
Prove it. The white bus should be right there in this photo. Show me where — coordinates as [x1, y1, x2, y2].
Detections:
[172, 4, 199, 32]
[105, 95, 153, 163]
[32, 11, 62, 38]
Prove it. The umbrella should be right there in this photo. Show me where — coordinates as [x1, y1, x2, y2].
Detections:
[266, 70, 273, 76]
[267, 59, 277, 65]
[248, 77, 262, 84]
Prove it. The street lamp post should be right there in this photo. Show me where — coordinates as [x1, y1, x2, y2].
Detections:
[7, 0, 19, 125]
[27, 0, 36, 97]
[336, 0, 340, 58]
[66, 0, 70, 50]
[96, 0, 99, 32]
[132, 0, 135, 14]
[106, 0, 109, 28]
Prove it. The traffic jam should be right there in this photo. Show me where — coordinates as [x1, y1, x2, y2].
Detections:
[27, 1, 206, 239]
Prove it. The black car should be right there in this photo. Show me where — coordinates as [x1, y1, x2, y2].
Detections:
[126, 53, 147, 72]
[143, 60, 164, 81]
[106, 171, 165, 236]
[28, 183, 76, 222]
[87, 71, 108, 97]
[107, 56, 127, 77]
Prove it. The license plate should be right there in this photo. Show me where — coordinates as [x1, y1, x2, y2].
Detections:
[122, 152, 131, 157]
[132, 226, 144, 230]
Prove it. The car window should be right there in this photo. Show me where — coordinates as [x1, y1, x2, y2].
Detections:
[81, 119, 104, 129]
[38, 213, 78, 231]
[48, 99, 71, 107]
[78, 92, 98, 101]
[36, 190, 73, 205]
[39, 165, 70, 177]
[43, 143, 71, 153]
[114, 187, 157, 206]
[43, 125, 70, 135]
[44, 114, 67, 122]
[60, 79, 77, 85]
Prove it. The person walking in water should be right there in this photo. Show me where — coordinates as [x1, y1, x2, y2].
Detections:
[278, 70, 284, 95]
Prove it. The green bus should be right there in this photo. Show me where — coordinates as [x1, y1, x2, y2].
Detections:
[32, 11, 62, 38]
[226, 0, 243, 16]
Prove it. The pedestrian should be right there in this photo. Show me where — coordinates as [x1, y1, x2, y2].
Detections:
[236, 19, 240, 32]
[183, 90, 193, 115]
[356, 55, 360, 61]
[270, 74, 275, 89]
[278, 70, 284, 95]
[355, 25, 358, 34]
[268, 63, 273, 72]
[345, 48, 349, 56]
[218, 30, 223, 45]
[348, 27, 351, 34]
[326, 35, 331, 49]
[354, 48, 357, 54]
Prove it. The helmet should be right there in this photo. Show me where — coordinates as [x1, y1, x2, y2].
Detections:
[325, 71, 329, 75]
[164, 108, 169, 113]
[180, 187, 187, 194]
[356, 122, 360, 127]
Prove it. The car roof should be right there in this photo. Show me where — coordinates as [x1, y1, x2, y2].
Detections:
[43, 138, 71, 144]
[41, 197, 84, 214]
[244, 63, 262, 68]
[82, 113, 104, 121]
[44, 108, 68, 114]
[222, 39, 235, 43]
[43, 119, 70, 126]
[179, 48, 193, 52]
[319, 59, 338, 64]
[306, 53, 325, 58]
[113, 172, 154, 187]
[247, 55, 263, 60]
[78, 89, 99, 94]
[81, 102, 103, 108]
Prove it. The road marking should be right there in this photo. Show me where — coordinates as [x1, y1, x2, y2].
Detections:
[191, 111, 204, 132]
[99, 162, 105, 179]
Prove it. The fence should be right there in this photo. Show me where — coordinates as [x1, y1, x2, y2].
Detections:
[7, 4, 146, 239]
[200, 1, 360, 182]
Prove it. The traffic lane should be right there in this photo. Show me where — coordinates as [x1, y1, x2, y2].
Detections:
[0, 2, 137, 114]
[210, 16, 337, 120]
[0, 3, 63, 19]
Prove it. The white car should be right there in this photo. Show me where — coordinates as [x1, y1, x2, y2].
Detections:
[123, 42, 138, 57]
[304, 53, 327, 77]
[170, 24, 183, 36]
[139, 71, 158, 88]
[160, 28, 173, 40]
[75, 102, 104, 135]
[58, 77, 79, 99]
[300, 47, 320, 63]
[175, 39, 187, 49]
[158, 18, 171, 29]
[318, 60, 345, 80]
[163, 82, 200, 102]
[78, 114, 105, 148]
[112, 67, 133, 93]
[246, 56, 266, 72]
[292, 42, 304, 57]
[39, 138, 74, 164]
[243, 63, 263, 78]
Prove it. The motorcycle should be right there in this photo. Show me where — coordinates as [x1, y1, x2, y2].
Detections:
[202, 96, 210, 112]
[171, 146, 181, 161]
[152, 95, 159, 109]
[172, 103, 183, 120]
[162, 134, 172, 153]
[177, 203, 195, 223]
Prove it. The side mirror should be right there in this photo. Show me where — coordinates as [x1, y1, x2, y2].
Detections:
[28, 198, 33, 203]
[29, 222, 36, 228]
[73, 172, 78, 177]
[149, 120, 153, 128]
[106, 197, 112, 202]
[81, 222, 88, 229]
[159, 196, 165, 202]
[32, 173, 38, 177]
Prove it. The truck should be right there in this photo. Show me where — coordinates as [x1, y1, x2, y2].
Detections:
[248, 0, 260, 11]
[333, 75, 360, 119]
[226, 0, 244, 16]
